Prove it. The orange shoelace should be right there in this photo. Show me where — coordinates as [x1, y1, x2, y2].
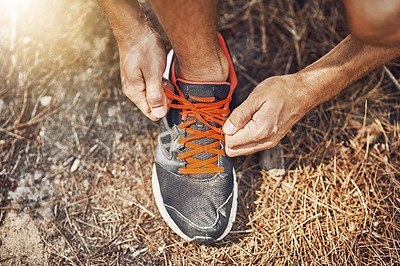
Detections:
[163, 87, 231, 174]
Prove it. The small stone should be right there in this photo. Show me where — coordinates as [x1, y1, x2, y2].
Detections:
[83, 180, 89, 189]
[70, 158, 80, 172]
[34, 171, 43, 181]
[115, 132, 123, 144]
[40, 96, 52, 106]
[108, 106, 118, 117]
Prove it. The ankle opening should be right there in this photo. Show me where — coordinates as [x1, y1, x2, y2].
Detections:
[174, 47, 229, 83]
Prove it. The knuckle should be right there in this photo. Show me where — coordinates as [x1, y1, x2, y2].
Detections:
[254, 128, 264, 139]
[270, 124, 278, 136]
[147, 91, 163, 106]
[253, 124, 266, 140]
[231, 107, 247, 126]
[126, 95, 140, 106]
[123, 89, 137, 102]
[255, 133, 264, 141]
[123, 80, 144, 93]
[263, 125, 278, 140]
[257, 132, 270, 141]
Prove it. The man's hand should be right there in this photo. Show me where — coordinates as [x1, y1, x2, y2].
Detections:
[119, 24, 172, 120]
[98, 0, 174, 120]
[223, 35, 400, 157]
[223, 75, 308, 157]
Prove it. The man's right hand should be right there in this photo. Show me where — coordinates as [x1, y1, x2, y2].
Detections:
[118, 23, 172, 120]
[98, 0, 174, 120]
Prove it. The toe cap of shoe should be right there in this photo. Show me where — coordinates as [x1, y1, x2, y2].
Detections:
[165, 193, 234, 244]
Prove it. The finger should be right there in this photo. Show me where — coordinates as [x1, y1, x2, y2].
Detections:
[225, 115, 271, 149]
[122, 79, 159, 121]
[223, 95, 260, 135]
[225, 139, 278, 157]
[226, 101, 280, 148]
[144, 71, 167, 119]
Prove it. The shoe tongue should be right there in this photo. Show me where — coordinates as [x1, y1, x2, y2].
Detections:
[176, 79, 230, 103]
[175, 79, 231, 129]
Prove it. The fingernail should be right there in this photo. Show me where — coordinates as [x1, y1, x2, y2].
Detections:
[152, 106, 166, 118]
[223, 120, 236, 135]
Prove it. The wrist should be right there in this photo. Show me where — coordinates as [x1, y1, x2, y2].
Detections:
[294, 62, 348, 111]
[99, 0, 148, 46]
[289, 72, 323, 113]
[114, 21, 153, 50]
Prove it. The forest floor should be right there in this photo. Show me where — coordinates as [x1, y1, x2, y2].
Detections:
[0, 0, 399, 264]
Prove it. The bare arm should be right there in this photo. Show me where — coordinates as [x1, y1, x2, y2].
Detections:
[298, 34, 400, 112]
[224, 35, 400, 156]
[98, 0, 146, 44]
[98, 0, 172, 120]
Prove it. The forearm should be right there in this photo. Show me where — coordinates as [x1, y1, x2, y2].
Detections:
[98, 0, 147, 43]
[297, 34, 400, 111]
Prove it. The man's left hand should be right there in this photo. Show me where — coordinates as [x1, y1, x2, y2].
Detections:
[223, 74, 310, 157]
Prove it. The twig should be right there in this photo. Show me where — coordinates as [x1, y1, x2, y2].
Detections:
[13, 85, 28, 127]
[0, 256, 16, 263]
[258, 1, 267, 54]
[0, 127, 26, 140]
[84, 90, 106, 137]
[221, 0, 261, 23]
[350, 179, 368, 228]
[10, 108, 60, 131]
[383, 65, 400, 90]
[51, 221, 83, 265]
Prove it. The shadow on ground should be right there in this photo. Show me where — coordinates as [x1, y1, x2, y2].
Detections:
[1, 0, 399, 264]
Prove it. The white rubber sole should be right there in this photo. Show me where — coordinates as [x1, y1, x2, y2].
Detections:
[151, 164, 238, 243]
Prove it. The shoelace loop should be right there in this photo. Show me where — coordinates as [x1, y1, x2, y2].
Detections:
[163, 88, 231, 174]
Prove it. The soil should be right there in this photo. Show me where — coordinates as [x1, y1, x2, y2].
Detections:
[0, 211, 48, 265]
[1, 0, 399, 264]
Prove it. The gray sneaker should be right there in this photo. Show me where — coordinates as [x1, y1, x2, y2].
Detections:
[152, 33, 238, 244]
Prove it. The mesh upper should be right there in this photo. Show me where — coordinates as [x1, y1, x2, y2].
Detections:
[156, 163, 233, 227]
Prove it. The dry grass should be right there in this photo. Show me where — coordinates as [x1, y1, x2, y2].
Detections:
[0, 0, 399, 264]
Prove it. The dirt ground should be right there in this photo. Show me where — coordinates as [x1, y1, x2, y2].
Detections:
[1, 0, 399, 265]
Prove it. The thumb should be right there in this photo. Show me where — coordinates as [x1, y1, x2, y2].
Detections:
[223, 97, 259, 135]
[146, 76, 167, 119]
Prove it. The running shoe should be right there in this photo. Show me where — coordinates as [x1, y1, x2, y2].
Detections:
[152, 33, 238, 244]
